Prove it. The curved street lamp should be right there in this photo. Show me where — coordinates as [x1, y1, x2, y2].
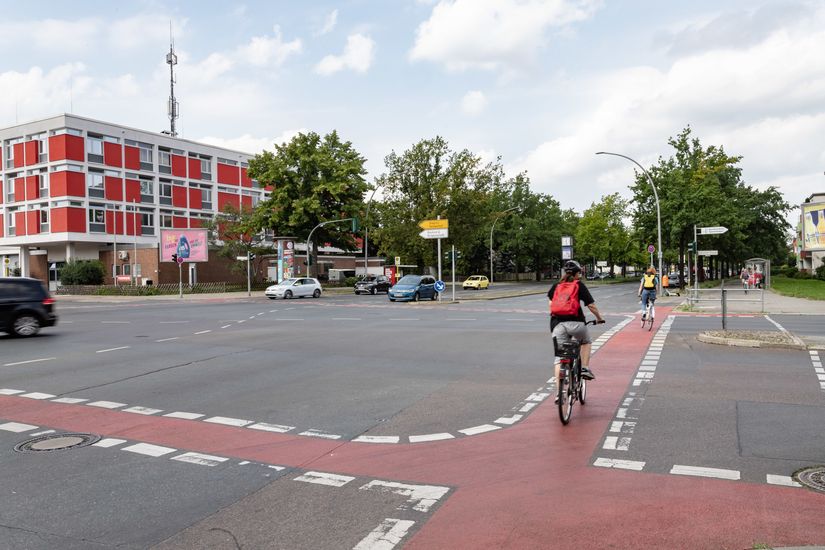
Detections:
[363, 185, 380, 277]
[595, 151, 663, 293]
[490, 207, 519, 284]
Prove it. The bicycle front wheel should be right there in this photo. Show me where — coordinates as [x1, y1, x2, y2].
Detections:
[558, 371, 574, 425]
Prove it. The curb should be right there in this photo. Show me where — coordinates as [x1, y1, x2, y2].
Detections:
[697, 332, 808, 350]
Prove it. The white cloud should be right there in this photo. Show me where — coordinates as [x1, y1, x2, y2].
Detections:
[199, 129, 309, 155]
[410, 0, 601, 71]
[317, 9, 339, 36]
[236, 26, 302, 67]
[460, 90, 487, 116]
[315, 33, 375, 75]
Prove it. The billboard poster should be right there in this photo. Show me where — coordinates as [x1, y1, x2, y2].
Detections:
[160, 229, 209, 262]
[802, 202, 825, 251]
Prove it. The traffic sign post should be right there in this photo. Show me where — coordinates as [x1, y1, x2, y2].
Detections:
[419, 228, 449, 239]
[648, 244, 655, 268]
[434, 280, 445, 293]
[419, 219, 449, 230]
[698, 250, 719, 256]
[694, 225, 727, 294]
[699, 226, 728, 235]
[419, 218, 448, 301]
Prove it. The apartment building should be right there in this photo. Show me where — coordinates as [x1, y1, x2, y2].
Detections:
[0, 114, 268, 286]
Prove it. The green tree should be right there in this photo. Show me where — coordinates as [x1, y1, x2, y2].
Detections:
[60, 260, 105, 285]
[575, 193, 633, 275]
[202, 204, 270, 281]
[247, 131, 368, 273]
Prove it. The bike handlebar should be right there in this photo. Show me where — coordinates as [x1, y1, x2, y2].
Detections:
[585, 319, 606, 326]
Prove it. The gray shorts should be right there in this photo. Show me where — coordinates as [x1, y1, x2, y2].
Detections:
[552, 321, 592, 348]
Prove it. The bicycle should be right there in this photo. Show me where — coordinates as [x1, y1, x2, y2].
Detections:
[555, 319, 603, 425]
[640, 294, 655, 331]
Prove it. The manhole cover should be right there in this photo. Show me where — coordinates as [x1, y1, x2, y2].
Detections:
[14, 433, 100, 453]
[794, 466, 825, 493]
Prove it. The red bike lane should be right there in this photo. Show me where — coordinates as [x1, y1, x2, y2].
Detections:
[2, 308, 823, 548]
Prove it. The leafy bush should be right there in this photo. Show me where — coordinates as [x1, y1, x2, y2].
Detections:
[795, 270, 813, 280]
[60, 260, 105, 285]
[344, 276, 358, 287]
[815, 265, 825, 281]
[781, 265, 799, 278]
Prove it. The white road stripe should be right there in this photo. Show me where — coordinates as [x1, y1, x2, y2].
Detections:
[458, 424, 501, 436]
[122, 406, 163, 415]
[93, 438, 127, 448]
[764, 315, 789, 333]
[160, 321, 189, 324]
[525, 392, 550, 402]
[389, 318, 420, 321]
[593, 457, 646, 471]
[294, 471, 354, 487]
[353, 518, 416, 550]
[408, 433, 454, 443]
[86, 401, 126, 409]
[332, 317, 362, 321]
[122, 443, 177, 457]
[194, 330, 212, 335]
[203, 416, 252, 427]
[101, 321, 130, 324]
[3, 357, 56, 367]
[0, 388, 25, 395]
[156, 337, 179, 342]
[670, 465, 740, 480]
[96, 346, 130, 353]
[519, 403, 537, 413]
[21, 392, 55, 400]
[171, 452, 228, 467]
[360, 480, 450, 512]
[248, 422, 294, 433]
[163, 411, 205, 420]
[51, 397, 88, 404]
[0, 422, 38, 433]
[766, 474, 802, 487]
[298, 429, 342, 439]
[29, 430, 56, 436]
[354, 435, 400, 444]
[221, 325, 232, 329]
[494, 415, 523, 425]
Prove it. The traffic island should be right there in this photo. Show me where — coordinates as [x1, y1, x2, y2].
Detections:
[697, 330, 807, 350]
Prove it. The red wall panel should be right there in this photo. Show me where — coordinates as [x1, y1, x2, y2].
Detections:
[173, 216, 188, 229]
[15, 212, 27, 235]
[50, 172, 86, 198]
[51, 207, 69, 232]
[189, 218, 203, 228]
[26, 210, 39, 235]
[14, 178, 25, 202]
[172, 185, 188, 208]
[13, 143, 24, 168]
[68, 207, 86, 233]
[104, 176, 123, 201]
[24, 141, 39, 165]
[103, 141, 122, 167]
[125, 179, 141, 203]
[217, 163, 240, 185]
[240, 167, 253, 188]
[105, 211, 125, 235]
[52, 208, 86, 233]
[25, 176, 39, 200]
[188, 188, 202, 210]
[48, 134, 85, 162]
[187, 157, 202, 180]
[217, 192, 240, 211]
[241, 195, 253, 209]
[124, 146, 141, 170]
[0, 216, 4, 237]
[125, 211, 142, 236]
[171, 154, 187, 177]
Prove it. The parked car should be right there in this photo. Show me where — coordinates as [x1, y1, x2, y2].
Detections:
[462, 275, 490, 290]
[265, 278, 322, 299]
[0, 277, 57, 337]
[667, 273, 682, 288]
[388, 275, 438, 302]
[354, 275, 392, 295]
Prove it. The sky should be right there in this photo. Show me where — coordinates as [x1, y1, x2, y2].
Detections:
[1, 0, 824, 219]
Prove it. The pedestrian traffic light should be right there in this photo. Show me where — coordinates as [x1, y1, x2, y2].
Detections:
[249, 253, 256, 261]
[171, 253, 178, 263]
[687, 241, 696, 253]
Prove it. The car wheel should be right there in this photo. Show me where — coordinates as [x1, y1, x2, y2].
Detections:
[268, 296, 277, 300]
[284, 290, 293, 299]
[431, 292, 437, 301]
[412, 292, 419, 302]
[313, 289, 321, 298]
[370, 287, 376, 295]
[389, 298, 395, 302]
[12, 313, 41, 337]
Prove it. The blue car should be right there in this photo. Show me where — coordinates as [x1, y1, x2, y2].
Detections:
[388, 275, 438, 302]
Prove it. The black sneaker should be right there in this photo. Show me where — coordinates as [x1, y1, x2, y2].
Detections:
[581, 368, 595, 380]
[554, 395, 560, 404]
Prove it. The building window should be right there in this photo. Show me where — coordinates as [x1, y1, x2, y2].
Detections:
[201, 187, 213, 210]
[139, 142, 153, 171]
[158, 150, 171, 174]
[87, 135, 104, 163]
[139, 177, 154, 200]
[88, 170, 105, 198]
[159, 180, 172, 205]
[160, 212, 173, 228]
[5, 139, 20, 169]
[200, 158, 212, 181]
[7, 211, 15, 236]
[39, 208, 50, 233]
[31, 132, 48, 163]
[140, 212, 155, 235]
[5, 178, 14, 202]
[89, 206, 105, 233]
[39, 173, 49, 195]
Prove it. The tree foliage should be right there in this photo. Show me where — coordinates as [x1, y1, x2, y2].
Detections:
[60, 260, 105, 285]
[202, 204, 270, 280]
[575, 193, 634, 274]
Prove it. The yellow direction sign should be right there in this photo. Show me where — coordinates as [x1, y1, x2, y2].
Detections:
[418, 219, 449, 230]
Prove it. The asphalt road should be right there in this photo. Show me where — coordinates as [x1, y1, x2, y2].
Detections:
[1, 282, 824, 549]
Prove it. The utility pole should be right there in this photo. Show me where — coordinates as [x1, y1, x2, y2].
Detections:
[166, 25, 179, 137]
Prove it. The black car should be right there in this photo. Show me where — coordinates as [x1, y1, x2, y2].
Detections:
[354, 275, 392, 295]
[0, 277, 57, 337]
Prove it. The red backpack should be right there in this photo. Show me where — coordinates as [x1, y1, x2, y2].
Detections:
[551, 281, 581, 316]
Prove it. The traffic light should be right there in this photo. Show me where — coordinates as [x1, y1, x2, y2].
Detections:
[171, 253, 178, 263]
[249, 253, 256, 261]
[352, 217, 359, 232]
[687, 241, 696, 253]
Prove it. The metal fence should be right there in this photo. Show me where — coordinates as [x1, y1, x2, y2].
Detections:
[56, 282, 271, 296]
[687, 282, 765, 321]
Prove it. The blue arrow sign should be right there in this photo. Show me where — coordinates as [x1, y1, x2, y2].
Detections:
[434, 280, 446, 293]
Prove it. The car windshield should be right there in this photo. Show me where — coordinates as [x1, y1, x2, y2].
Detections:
[396, 275, 422, 285]
[279, 278, 298, 286]
[360, 276, 376, 282]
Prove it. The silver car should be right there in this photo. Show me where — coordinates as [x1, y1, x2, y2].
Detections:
[265, 278, 323, 299]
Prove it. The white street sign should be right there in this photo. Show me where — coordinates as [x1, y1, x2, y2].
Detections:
[698, 250, 718, 256]
[419, 228, 449, 239]
[699, 226, 728, 235]
[236, 256, 248, 261]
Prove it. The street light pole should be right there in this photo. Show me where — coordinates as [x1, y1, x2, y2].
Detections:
[306, 218, 354, 278]
[489, 207, 518, 285]
[596, 151, 663, 293]
[363, 186, 379, 277]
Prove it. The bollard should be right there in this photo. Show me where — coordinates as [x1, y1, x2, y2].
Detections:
[721, 289, 727, 330]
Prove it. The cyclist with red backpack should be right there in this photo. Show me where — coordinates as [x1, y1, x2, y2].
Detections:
[548, 260, 605, 387]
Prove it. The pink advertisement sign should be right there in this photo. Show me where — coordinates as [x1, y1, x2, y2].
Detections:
[160, 229, 209, 262]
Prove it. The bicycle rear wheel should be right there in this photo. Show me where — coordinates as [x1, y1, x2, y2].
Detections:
[578, 375, 587, 404]
[648, 306, 655, 331]
[558, 369, 574, 424]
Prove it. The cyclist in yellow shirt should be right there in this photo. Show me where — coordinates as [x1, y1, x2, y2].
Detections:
[638, 267, 658, 319]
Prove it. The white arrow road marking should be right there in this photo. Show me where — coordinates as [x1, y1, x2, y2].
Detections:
[353, 518, 416, 550]
[294, 471, 355, 487]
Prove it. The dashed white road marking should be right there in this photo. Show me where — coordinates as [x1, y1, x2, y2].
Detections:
[353, 518, 415, 550]
[494, 415, 523, 425]
[354, 435, 400, 444]
[156, 337, 179, 342]
[93, 438, 127, 448]
[171, 452, 228, 467]
[163, 411, 205, 420]
[29, 429, 56, 436]
[408, 433, 454, 443]
[332, 317, 362, 321]
[159, 321, 190, 324]
[0, 422, 38, 433]
[101, 321, 130, 324]
[294, 471, 355, 487]
[221, 325, 232, 329]
[670, 465, 740, 481]
[248, 422, 294, 433]
[3, 357, 56, 367]
[389, 318, 420, 321]
[766, 474, 802, 487]
[20, 392, 55, 400]
[194, 330, 212, 335]
[122, 443, 177, 457]
[593, 457, 646, 471]
[203, 416, 252, 427]
[360, 480, 450, 512]
[86, 401, 127, 409]
[96, 346, 130, 353]
[602, 436, 630, 451]
[122, 406, 163, 415]
[0, 389, 25, 395]
[51, 397, 88, 404]
[458, 424, 500, 436]
[298, 429, 343, 440]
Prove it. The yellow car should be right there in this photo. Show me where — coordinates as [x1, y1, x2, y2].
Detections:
[462, 275, 490, 290]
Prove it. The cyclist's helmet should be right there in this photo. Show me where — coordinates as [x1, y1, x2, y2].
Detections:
[563, 260, 582, 274]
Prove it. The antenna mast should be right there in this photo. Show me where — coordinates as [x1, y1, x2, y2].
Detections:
[166, 24, 179, 137]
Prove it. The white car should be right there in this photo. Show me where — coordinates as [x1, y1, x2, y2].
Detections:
[265, 278, 323, 299]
